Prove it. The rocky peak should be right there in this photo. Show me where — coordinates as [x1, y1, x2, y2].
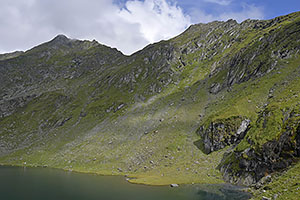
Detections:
[45, 34, 74, 49]
[51, 34, 70, 44]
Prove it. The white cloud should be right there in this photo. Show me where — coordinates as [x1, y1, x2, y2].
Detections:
[0, 0, 265, 55]
[119, 0, 191, 43]
[0, 0, 191, 55]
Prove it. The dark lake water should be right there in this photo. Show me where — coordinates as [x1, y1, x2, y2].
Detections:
[0, 166, 251, 200]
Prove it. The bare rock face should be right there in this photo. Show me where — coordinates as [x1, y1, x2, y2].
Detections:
[0, 51, 24, 61]
[195, 116, 250, 154]
[209, 83, 222, 94]
[218, 107, 300, 186]
[0, 95, 37, 118]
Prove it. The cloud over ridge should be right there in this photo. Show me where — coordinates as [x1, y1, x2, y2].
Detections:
[0, 0, 191, 55]
[0, 0, 265, 55]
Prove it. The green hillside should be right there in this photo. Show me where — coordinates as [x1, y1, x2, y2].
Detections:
[1, 11, 300, 200]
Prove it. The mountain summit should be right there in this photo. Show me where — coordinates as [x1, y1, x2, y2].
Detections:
[1, 11, 300, 200]
[50, 34, 70, 44]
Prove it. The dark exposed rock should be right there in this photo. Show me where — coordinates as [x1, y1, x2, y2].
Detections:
[50, 34, 71, 47]
[218, 107, 300, 186]
[117, 168, 123, 172]
[295, 126, 300, 156]
[55, 116, 72, 127]
[255, 175, 272, 189]
[209, 83, 222, 94]
[195, 116, 250, 154]
[80, 112, 87, 117]
[208, 15, 300, 95]
[0, 94, 37, 118]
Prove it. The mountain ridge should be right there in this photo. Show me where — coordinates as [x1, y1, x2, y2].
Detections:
[1, 11, 300, 200]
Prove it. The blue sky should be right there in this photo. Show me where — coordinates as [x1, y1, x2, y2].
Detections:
[0, 0, 299, 55]
[175, 0, 300, 22]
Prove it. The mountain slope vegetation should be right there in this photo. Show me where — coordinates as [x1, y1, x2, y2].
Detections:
[1, 11, 300, 200]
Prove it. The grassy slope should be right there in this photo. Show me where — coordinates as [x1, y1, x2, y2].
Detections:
[251, 162, 300, 200]
[0, 11, 300, 199]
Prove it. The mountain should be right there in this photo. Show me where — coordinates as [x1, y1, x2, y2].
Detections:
[0, 51, 24, 61]
[1, 11, 300, 199]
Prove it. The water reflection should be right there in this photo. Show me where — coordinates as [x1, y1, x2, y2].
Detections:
[195, 184, 252, 200]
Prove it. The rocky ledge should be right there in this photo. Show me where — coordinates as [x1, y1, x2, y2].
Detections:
[218, 106, 300, 186]
[195, 116, 250, 154]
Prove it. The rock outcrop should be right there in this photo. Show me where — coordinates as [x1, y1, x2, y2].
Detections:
[195, 116, 250, 154]
[218, 106, 300, 186]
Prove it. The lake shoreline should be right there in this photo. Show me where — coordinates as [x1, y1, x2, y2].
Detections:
[0, 163, 251, 194]
[0, 165, 252, 200]
[0, 162, 222, 185]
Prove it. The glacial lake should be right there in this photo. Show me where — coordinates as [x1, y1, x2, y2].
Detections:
[0, 166, 251, 200]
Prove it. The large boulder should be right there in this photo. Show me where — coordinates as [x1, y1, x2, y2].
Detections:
[195, 116, 250, 154]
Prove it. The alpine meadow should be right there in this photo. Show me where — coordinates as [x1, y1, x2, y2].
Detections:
[1, 10, 300, 200]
